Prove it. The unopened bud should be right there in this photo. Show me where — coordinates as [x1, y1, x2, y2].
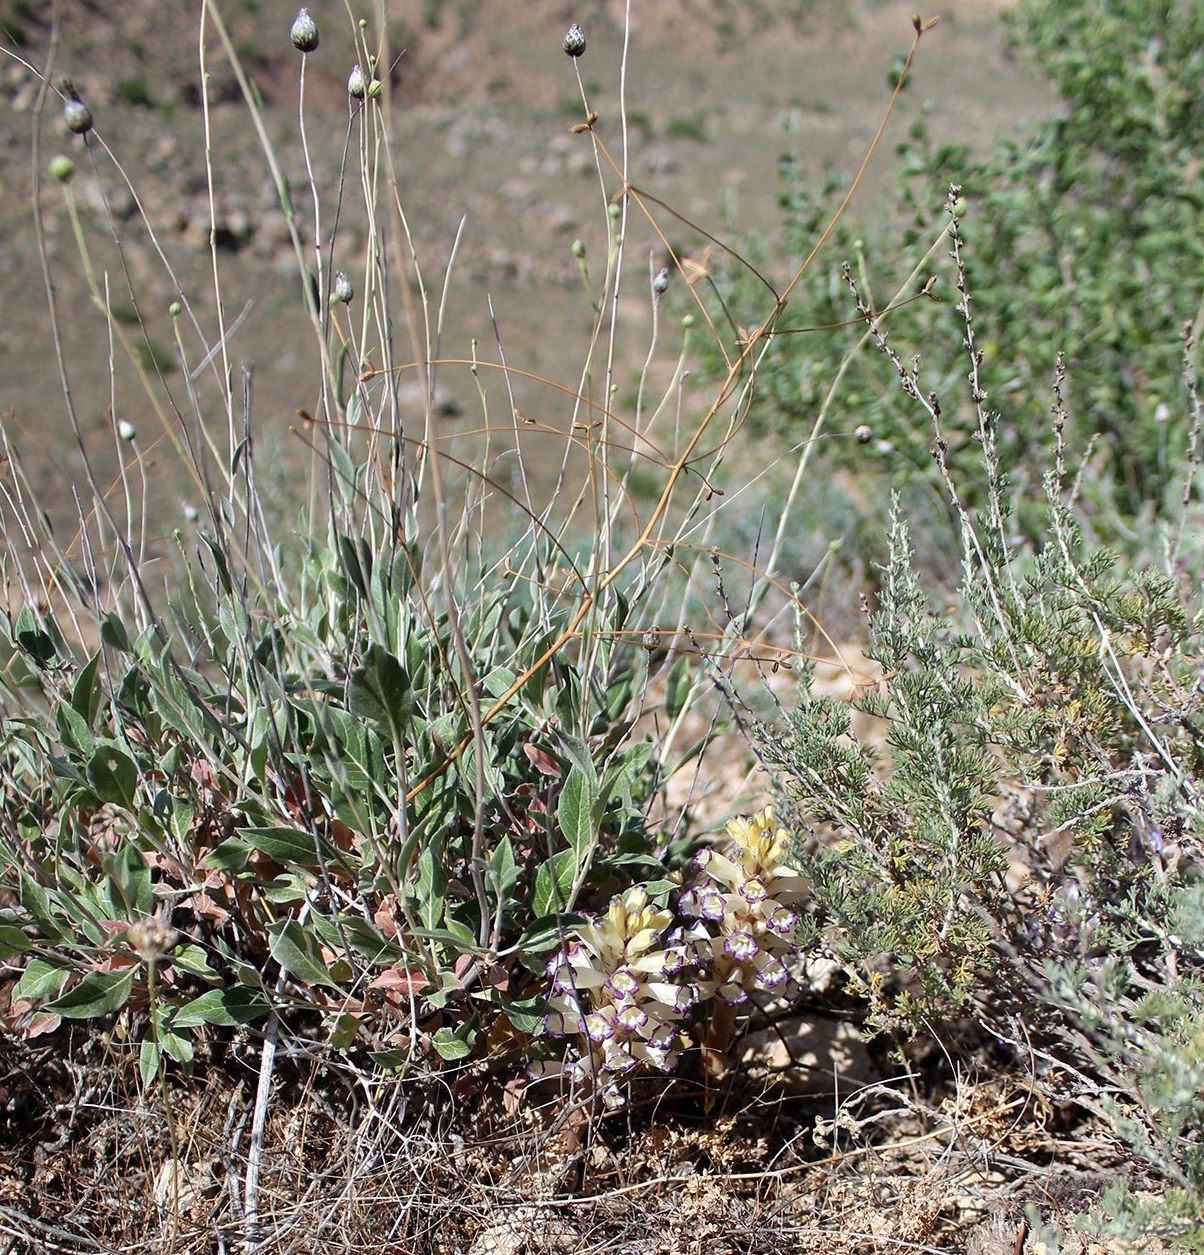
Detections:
[290, 8, 319, 52]
[652, 268, 670, 296]
[61, 82, 93, 136]
[563, 23, 586, 58]
[50, 155, 75, 183]
[333, 271, 354, 304]
[347, 64, 367, 99]
[117, 419, 137, 442]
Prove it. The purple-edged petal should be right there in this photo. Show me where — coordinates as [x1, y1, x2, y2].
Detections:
[585, 1011, 615, 1043]
[724, 930, 760, 963]
[607, 967, 641, 1000]
[602, 1047, 638, 1074]
[716, 981, 748, 1006]
[765, 905, 798, 936]
[740, 877, 770, 904]
[645, 980, 696, 1014]
[601, 1081, 627, 1109]
[616, 1003, 649, 1033]
[754, 953, 789, 988]
[697, 888, 727, 922]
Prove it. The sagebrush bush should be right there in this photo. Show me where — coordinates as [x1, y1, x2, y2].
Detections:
[758, 194, 1204, 1244]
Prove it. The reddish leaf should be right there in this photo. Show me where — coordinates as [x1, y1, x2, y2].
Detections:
[522, 743, 560, 777]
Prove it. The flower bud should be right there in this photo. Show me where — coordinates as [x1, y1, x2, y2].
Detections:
[117, 419, 137, 442]
[290, 8, 319, 52]
[347, 64, 367, 98]
[563, 23, 586, 58]
[652, 267, 670, 296]
[333, 271, 354, 304]
[49, 155, 75, 183]
[62, 82, 93, 136]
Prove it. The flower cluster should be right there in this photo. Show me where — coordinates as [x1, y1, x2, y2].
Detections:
[536, 810, 807, 1104]
[541, 885, 693, 1108]
[681, 807, 808, 1005]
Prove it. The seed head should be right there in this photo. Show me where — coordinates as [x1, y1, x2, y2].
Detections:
[127, 917, 180, 963]
[347, 64, 367, 99]
[333, 271, 354, 304]
[290, 8, 320, 52]
[652, 267, 670, 296]
[563, 23, 586, 58]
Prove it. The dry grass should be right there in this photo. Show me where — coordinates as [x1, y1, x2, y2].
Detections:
[0, 1024, 1173, 1254]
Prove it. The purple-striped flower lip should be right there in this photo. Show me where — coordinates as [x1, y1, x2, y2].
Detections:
[585, 1012, 615, 1043]
[755, 954, 789, 988]
[617, 1003, 649, 1032]
[716, 981, 748, 1006]
[766, 905, 797, 935]
[607, 967, 640, 999]
[740, 877, 769, 904]
[603, 1049, 638, 1074]
[697, 888, 726, 921]
[724, 930, 760, 962]
[648, 1021, 677, 1050]
[657, 946, 684, 975]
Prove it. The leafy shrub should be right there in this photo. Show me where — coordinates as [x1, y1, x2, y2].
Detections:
[711, 0, 1203, 534]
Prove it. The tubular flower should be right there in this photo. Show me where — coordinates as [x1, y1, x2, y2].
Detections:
[540, 885, 693, 1107]
[681, 807, 808, 1003]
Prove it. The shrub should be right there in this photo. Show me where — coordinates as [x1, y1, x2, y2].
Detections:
[758, 195, 1204, 1243]
[710, 0, 1203, 538]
